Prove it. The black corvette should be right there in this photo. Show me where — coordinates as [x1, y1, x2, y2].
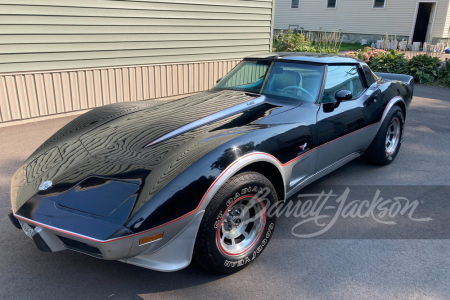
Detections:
[9, 53, 413, 274]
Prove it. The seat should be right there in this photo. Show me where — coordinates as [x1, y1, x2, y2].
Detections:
[271, 70, 302, 91]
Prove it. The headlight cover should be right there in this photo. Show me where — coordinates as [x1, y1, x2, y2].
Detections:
[58, 176, 140, 217]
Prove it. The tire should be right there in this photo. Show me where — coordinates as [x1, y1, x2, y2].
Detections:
[193, 171, 278, 274]
[365, 106, 405, 165]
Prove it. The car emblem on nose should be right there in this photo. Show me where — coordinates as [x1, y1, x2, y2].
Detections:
[39, 181, 52, 191]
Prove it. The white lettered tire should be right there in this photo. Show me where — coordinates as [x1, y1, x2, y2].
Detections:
[193, 171, 278, 274]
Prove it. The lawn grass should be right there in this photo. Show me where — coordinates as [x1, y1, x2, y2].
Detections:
[339, 43, 368, 52]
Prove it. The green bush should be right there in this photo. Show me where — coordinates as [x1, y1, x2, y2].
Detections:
[368, 50, 409, 74]
[274, 30, 313, 52]
[407, 54, 442, 85]
[273, 30, 342, 54]
[437, 60, 450, 87]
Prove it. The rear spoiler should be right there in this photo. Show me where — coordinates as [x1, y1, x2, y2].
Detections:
[375, 72, 414, 92]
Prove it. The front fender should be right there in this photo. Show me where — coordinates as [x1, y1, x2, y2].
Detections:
[121, 151, 286, 271]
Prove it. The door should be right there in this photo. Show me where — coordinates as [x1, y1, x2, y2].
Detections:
[315, 64, 382, 171]
[258, 61, 324, 192]
[413, 3, 433, 44]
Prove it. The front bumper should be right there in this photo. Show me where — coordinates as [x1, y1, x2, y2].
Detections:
[9, 209, 204, 272]
[10, 211, 133, 260]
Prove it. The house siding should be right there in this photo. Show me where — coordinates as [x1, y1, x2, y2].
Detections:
[274, 0, 450, 39]
[443, 1, 450, 38]
[0, 60, 240, 124]
[0, 0, 274, 124]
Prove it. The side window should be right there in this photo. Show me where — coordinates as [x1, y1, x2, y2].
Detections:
[321, 65, 365, 103]
[291, 0, 299, 8]
[363, 66, 376, 86]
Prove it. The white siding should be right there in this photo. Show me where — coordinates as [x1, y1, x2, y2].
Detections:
[0, 0, 275, 124]
[0, 0, 273, 73]
[275, 0, 450, 39]
[443, 1, 450, 38]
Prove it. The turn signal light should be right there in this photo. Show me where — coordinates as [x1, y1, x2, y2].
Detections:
[139, 232, 163, 246]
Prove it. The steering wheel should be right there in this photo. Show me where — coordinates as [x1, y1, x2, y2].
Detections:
[280, 86, 315, 102]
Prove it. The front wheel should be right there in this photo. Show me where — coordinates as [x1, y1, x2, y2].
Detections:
[193, 171, 278, 274]
[365, 106, 405, 165]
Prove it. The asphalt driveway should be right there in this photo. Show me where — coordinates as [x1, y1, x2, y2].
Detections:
[1, 85, 449, 299]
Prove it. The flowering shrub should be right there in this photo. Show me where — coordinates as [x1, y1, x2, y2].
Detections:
[345, 47, 387, 62]
[346, 48, 409, 74]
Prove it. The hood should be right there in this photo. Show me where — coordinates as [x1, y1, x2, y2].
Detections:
[25, 90, 263, 165]
[78, 90, 267, 163]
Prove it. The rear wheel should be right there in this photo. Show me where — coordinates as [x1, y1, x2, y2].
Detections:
[365, 106, 405, 165]
[193, 171, 278, 274]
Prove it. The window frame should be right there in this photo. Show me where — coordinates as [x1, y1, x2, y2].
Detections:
[326, 0, 337, 9]
[291, 0, 300, 9]
[319, 64, 367, 104]
[372, 0, 386, 9]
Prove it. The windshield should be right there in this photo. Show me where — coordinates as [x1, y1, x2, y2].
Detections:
[214, 60, 325, 102]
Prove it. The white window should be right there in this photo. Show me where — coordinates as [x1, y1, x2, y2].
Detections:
[373, 0, 386, 9]
[327, 0, 337, 9]
[291, 0, 299, 9]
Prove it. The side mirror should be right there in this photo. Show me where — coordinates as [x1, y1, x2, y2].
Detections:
[335, 90, 353, 102]
[323, 90, 353, 113]
[216, 78, 222, 83]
